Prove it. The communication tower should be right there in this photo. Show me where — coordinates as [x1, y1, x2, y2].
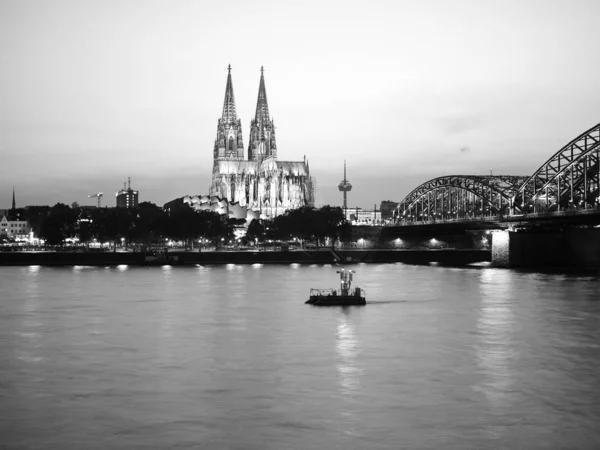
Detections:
[338, 161, 352, 217]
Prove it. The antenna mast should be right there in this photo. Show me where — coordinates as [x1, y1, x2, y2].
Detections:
[338, 160, 352, 219]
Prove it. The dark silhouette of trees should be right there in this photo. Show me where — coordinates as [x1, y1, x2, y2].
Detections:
[23, 206, 51, 237]
[162, 202, 228, 250]
[39, 203, 77, 246]
[131, 202, 165, 247]
[29, 202, 352, 251]
[247, 206, 350, 248]
[76, 212, 94, 248]
[245, 218, 268, 244]
[314, 205, 350, 247]
[93, 207, 133, 251]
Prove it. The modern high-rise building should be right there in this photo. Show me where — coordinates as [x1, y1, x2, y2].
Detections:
[209, 66, 314, 218]
[116, 178, 139, 208]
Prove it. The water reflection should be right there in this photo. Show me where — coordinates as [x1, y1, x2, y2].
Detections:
[475, 269, 516, 413]
[336, 311, 362, 393]
[335, 310, 363, 439]
[20, 266, 43, 363]
[2, 264, 600, 448]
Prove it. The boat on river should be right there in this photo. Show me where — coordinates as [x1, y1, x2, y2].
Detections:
[306, 268, 366, 306]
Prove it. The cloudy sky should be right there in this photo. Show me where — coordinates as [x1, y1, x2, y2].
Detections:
[1, 0, 599, 209]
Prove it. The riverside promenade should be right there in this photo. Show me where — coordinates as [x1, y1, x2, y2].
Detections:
[0, 248, 490, 266]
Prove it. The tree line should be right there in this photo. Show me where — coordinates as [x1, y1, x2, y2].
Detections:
[12, 203, 351, 249]
[246, 205, 351, 247]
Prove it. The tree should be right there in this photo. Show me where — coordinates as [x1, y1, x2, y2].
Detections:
[93, 207, 133, 251]
[246, 218, 268, 245]
[201, 211, 230, 244]
[75, 210, 94, 248]
[163, 203, 226, 250]
[316, 205, 348, 248]
[264, 205, 350, 248]
[130, 202, 166, 248]
[275, 207, 316, 245]
[24, 206, 51, 237]
[39, 203, 77, 246]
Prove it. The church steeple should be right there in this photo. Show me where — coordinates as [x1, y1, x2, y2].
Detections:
[221, 64, 237, 123]
[213, 64, 244, 161]
[11, 186, 16, 210]
[254, 66, 270, 126]
[248, 66, 277, 161]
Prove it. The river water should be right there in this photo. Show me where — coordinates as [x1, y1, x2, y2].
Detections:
[1, 263, 599, 449]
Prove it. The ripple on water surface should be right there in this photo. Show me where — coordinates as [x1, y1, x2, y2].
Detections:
[0, 264, 599, 449]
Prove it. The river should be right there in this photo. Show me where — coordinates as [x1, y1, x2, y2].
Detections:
[1, 263, 599, 449]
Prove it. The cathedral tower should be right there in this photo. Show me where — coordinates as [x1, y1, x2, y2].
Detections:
[208, 66, 313, 215]
[248, 67, 277, 161]
[214, 65, 244, 160]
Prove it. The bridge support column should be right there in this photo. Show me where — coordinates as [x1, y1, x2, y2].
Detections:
[491, 229, 600, 268]
[491, 230, 510, 267]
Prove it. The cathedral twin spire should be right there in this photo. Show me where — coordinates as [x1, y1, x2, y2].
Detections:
[214, 65, 244, 160]
[254, 67, 270, 128]
[215, 65, 276, 162]
[221, 65, 237, 124]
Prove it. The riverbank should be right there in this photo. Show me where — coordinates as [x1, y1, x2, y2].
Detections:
[0, 248, 490, 266]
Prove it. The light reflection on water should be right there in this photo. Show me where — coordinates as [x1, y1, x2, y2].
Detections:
[336, 312, 362, 394]
[476, 269, 516, 411]
[1, 264, 599, 449]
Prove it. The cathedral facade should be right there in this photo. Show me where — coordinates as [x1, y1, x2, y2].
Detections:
[209, 66, 314, 218]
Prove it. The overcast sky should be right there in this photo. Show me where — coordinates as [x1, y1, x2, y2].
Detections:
[1, 0, 599, 210]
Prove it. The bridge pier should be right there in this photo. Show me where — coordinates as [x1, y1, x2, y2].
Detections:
[490, 231, 510, 267]
[491, 228, 600, 268]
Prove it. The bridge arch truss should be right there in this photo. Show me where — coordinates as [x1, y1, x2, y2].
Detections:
[396, 175, 528, 223]
[513, 123, 600, 213]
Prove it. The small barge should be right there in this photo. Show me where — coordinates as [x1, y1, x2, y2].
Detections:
[306, 268, 366, 306]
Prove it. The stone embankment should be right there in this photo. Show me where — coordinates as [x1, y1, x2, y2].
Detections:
[0, 249, 490, 266]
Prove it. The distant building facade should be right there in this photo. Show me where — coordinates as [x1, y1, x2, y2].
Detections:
[0, 214, 31, 239]
[116, 178, 139, 208]
[209, 66, 314, 218]
[380, 200, 399, 221]
[344, 207, 382, 225]
[1, 189, 32, 239]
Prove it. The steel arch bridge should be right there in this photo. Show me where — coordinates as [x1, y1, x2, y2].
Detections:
[395, 175, 529, 223]
[395, 123, 600, 224]
[513, 123, 600, 213]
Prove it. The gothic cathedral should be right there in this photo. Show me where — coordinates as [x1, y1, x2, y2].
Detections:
[209, 66, 314, 218]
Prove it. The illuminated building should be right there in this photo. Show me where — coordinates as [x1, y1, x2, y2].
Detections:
[1, 188, 32, 239]
[116, 178, 139, 208]
[209, 66, 314, 218]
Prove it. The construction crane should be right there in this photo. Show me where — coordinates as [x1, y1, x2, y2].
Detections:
[89, 192, 103, 207]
